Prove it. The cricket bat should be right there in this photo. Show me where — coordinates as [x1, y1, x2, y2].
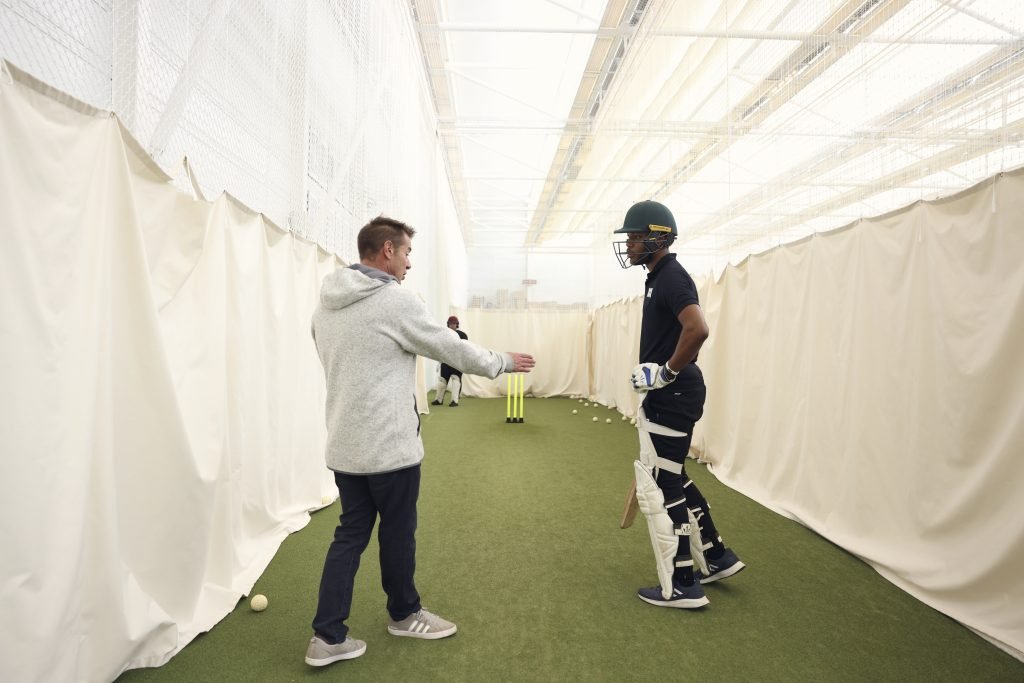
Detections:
[619, 478, 639, 529]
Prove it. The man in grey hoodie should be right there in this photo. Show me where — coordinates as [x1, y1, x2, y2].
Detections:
[305, 216, 535, 667]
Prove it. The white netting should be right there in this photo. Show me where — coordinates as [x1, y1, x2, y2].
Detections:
[4, 1, 1024, 305]
[497, 0, 1024, 296]
[0, 1, 112, 103]
[0, 0, 448, 266]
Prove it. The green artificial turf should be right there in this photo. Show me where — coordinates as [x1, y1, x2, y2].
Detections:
[119, 396, 1023, 682]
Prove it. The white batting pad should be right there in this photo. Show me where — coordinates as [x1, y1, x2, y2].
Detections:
[634, 460, 678, 600]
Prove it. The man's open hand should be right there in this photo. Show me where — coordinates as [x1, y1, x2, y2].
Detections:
[508, 353, 535, 373]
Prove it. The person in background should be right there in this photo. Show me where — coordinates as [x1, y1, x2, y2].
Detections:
[433, 316, 468, 407]
[306, 216, 535, 667]
[612, 200, 745, 609]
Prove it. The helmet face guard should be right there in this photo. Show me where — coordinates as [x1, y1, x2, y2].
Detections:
[613, 234, 674, 269]
[610, 235, 659, 266]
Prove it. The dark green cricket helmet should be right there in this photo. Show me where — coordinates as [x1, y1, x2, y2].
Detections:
[612, 200, 677, 268]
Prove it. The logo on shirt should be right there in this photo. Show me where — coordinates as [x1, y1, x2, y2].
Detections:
[646, 288, 654, 298]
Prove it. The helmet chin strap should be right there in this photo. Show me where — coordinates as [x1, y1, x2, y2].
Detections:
[643, 239, 662, 258]
[636, 234, 669, 266]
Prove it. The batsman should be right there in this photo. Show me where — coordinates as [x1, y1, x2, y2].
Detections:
[614, 200, 745, 608]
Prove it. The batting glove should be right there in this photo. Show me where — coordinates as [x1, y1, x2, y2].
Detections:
[630, 363, 676, 393]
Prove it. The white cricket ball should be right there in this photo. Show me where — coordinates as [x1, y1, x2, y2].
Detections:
[621, 415, 627, 421]
[592, 416, 599, 422]
[578, 398, 583, 403]
[250, 594, 268, 612]
[605, 418, 612, 424]
[584, 403, 590, 407]
[572, 409, 578, 414]
[630, 418, 636, 425]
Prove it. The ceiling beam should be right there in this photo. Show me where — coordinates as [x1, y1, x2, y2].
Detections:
[421, 23, 1017, 46]
[524, 0, 651, 245]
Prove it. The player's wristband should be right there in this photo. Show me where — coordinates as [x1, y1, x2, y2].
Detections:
[660, 363, 679, 382]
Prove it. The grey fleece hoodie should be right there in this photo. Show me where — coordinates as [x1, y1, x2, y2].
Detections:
[312, 264, 511, 474]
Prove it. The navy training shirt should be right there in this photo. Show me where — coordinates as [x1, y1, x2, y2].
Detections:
[639, 253, 699, 366]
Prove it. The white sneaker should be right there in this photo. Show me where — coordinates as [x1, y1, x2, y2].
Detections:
[387, 608, 458, 640]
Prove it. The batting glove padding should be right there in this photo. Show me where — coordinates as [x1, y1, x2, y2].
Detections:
[630, 363, 676, 393]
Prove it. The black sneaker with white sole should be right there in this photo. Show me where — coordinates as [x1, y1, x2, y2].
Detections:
[637, 580, 709, 608]
[697, 548, 746, 584]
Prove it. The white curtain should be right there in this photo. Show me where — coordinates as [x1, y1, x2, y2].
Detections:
[0, 63, 338, 682]
[692, 170, 1024, 660]
[590, 299, 643, 416]
[454, 308, 590, 399]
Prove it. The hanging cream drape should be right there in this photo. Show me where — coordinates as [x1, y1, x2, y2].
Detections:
[0, 63, 338, 682]
[692, 170, 1024, 660]
[454, 308, 590, 399]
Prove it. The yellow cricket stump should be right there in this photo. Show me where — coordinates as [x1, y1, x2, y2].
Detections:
[505, 373, 525, 423]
